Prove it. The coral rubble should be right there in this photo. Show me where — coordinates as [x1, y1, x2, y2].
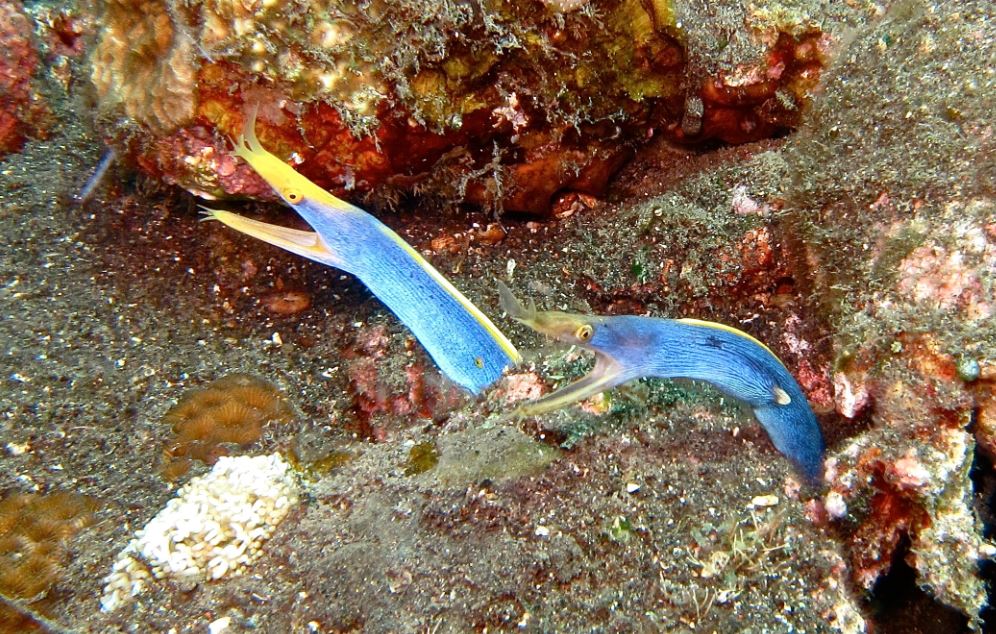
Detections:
[100, 453, 301, 612]
[4, 0, 994, 629]
[344, 323, 465, 439]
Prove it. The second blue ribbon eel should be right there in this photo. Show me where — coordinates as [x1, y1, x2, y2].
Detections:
[201, 111, 520, 394]
[498, 282, 825, 481]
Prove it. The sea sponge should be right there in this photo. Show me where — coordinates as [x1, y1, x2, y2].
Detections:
[0, 491, 97, 605]
[90, 0, 196, 131]
[161, 374, 294, 479]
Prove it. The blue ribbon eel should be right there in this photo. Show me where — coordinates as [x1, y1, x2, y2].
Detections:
[497, 281, 825, 481]
[200, 110, 521, 394]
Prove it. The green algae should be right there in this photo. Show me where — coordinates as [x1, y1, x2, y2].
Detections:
[432, 425, 559, 486]
[605, 515, 635, 543]
[868, 223, 927, 287]
[404, 441, 439, 476]
[292, 0, 685, 133]
[292, 449, 356, 478]
[955, 357, 981, 383]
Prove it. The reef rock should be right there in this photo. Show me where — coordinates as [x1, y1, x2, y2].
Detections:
[0, 0, 46, 155]
[88, 0, 868, 213]
[782, 0, 995, 624]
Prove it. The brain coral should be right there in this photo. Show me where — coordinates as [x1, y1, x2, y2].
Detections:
[160, 374, 294, 479]
[0, 491, 97, 628]
[90, 0, 196, 131]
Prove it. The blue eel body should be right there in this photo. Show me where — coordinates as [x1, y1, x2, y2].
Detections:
[592, 315, 824, 481]
[203, 111, 520, 394]
[282, 199, 519, 394]
[499, 283, 825, 481]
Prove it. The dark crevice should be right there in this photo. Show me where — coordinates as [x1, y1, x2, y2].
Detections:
[866, 535, 970, 634]
[970, 437, 995, 630]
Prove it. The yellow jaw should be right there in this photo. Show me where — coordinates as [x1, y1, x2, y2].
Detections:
[199, 208, 343, 266]
[512, 353, 623, 417]
[233, 107, 351, 211]
[207, 110, 523, 393]
[521, 311, 594, 345]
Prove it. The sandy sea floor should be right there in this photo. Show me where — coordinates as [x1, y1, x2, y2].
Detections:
[1, 0, 994, 631]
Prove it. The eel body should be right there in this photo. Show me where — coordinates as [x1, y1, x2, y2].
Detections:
[203, 111, 520, 394]
[498, 282, 825, 481]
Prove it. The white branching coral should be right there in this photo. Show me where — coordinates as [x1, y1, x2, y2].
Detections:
[100, 454, 300, 612]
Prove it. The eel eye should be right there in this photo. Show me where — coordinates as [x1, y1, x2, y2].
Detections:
[285, 189, 302, 203]
[474, 356, 484, 368]
[575, 324, 593, 342]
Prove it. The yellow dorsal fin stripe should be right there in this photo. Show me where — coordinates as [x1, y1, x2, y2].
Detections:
[676, 318, 784, 367]
[380, 225, 522, 363]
